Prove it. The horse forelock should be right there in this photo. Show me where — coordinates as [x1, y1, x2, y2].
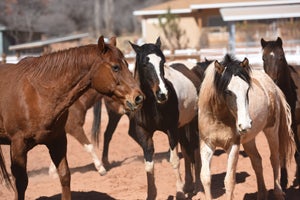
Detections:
[134, 43, 167, 97]
[219, 55, 252, 91]
[199, 55, 252, 108]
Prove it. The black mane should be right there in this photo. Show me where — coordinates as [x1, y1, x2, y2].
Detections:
[214, 54, 251, 94]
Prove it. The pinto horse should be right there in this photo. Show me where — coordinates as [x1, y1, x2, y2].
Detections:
[261, 37, 300, 189]
[93, 37, 201, 199]
[0, 36, 144, 200]
[198, 54, 295, 200]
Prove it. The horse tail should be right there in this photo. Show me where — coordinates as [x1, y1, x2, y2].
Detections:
[277, 87, 296, 165]
[0, 146, 12, 189]
[91, 99, 102, 147]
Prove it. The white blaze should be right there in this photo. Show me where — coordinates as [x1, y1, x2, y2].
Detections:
[147, 54, 168, 95]
[227, 75, 252, 132]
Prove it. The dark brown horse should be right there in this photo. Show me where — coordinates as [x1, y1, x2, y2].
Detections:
[0, 36, 144, 200]
[261, 37, 300, 190]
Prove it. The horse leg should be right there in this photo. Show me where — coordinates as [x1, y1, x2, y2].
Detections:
[71, 126, 106, 175]
[200, 140, 215, 200]
[292, 123, 300, 188]
[47, 133, 71, 200]
[243, 139, 268, 200]
[102, 110, 122, 168]
[224, 143, 240, 200]
[129, 122, 156, 200]
[10, 138, 30, 200]
[178, 127, 193, 194]
[167, 128, 185, 199]
[194, 143, 201, 193]
[66, 105, 106, 175]
[264, 129, 285, 200]
[179, 143, 193, 193]
[178, 123, 201, 196]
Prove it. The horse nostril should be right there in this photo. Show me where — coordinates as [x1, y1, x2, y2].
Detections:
[156, 91, 167, 102]
[135, 95, 144, 105]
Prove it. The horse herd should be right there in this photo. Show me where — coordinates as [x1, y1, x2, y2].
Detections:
[0, 36, 299, 200]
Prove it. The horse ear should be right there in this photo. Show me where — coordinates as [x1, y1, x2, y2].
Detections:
[98, 36, 106, 53]
[240, 57, 249, 68]
[129, 41, 140, 53]
[156, 37, 161, 48]
[261, 38, 267, 48]
[276, 37, 283, 47]
[214, 60, 225, 74]
[109, 37, 117, 46]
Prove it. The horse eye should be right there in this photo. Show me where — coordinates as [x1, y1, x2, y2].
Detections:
[112, 65, 120, 72]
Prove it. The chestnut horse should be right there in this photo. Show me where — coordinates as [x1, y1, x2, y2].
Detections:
[261, 37, 300, 189]
[198, 54, 295, 200]
[48, 89, 125, 177]
[0, 36, 144, 200]
[93, 38, 201, 199]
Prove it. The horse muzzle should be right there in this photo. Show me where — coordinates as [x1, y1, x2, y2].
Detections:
[155, 90, 168, 104]
[238, 120, 252, 134]
[125, 94, 144, 112]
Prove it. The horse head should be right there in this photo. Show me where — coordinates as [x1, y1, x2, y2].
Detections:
[91, 36, 144, 114]
[129, 37, 168, 104]
[261, 37, 288, 84]
[215, 54, 252, 133]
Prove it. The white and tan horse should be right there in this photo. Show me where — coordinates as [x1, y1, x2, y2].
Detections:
[198, 54, 295, 200]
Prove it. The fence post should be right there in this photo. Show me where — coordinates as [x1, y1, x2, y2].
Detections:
[1, 53, 6, 63]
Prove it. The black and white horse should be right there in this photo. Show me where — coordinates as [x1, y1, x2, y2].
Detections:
[93, 38, 201, 199]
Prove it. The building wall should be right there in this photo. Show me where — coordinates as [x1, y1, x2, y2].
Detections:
[140, 8, 228, 50]
[142, 16, 201, 49]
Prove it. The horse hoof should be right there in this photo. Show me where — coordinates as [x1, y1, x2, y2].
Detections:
[176, 191, 186, 199]
[98, 165, 107, 176]
[48, 163, 58, 179]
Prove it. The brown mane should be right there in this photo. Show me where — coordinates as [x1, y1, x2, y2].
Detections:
[15, 44, 99, 81]
[198, 61, 218, 109]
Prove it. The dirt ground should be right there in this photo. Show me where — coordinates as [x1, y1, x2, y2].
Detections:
[0, 105, 299, 200]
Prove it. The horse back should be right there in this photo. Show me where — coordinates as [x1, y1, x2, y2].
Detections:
[241, 70, 283, 143]
[164, 63, 200, 127]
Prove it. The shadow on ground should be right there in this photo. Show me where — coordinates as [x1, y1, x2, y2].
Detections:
[36, 191, 116, 200]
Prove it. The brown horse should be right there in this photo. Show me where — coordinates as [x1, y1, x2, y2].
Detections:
[0, 36, 144, 200]
[261, 37, 300, 189]
[48, 89, 123, 177]
[198, 54, 295, 200]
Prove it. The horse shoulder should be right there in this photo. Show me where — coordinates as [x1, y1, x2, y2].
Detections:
[248, 70, 276, 133]
[164, 65, 198, 127]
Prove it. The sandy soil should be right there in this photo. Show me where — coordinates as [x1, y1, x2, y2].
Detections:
[0, 105, 299, 200]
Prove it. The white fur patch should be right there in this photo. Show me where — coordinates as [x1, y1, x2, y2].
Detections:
[84, 144, 94, 152]
[147, 54, 168, 95]
[144, 160, 154, 173]
[164, 65, 198, 127]
[227, 75, 252, 131]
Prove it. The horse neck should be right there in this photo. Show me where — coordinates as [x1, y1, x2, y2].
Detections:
[31, 46, 98, 119]
[277, 63, 293, 88]
[199, 65, 234, 120]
